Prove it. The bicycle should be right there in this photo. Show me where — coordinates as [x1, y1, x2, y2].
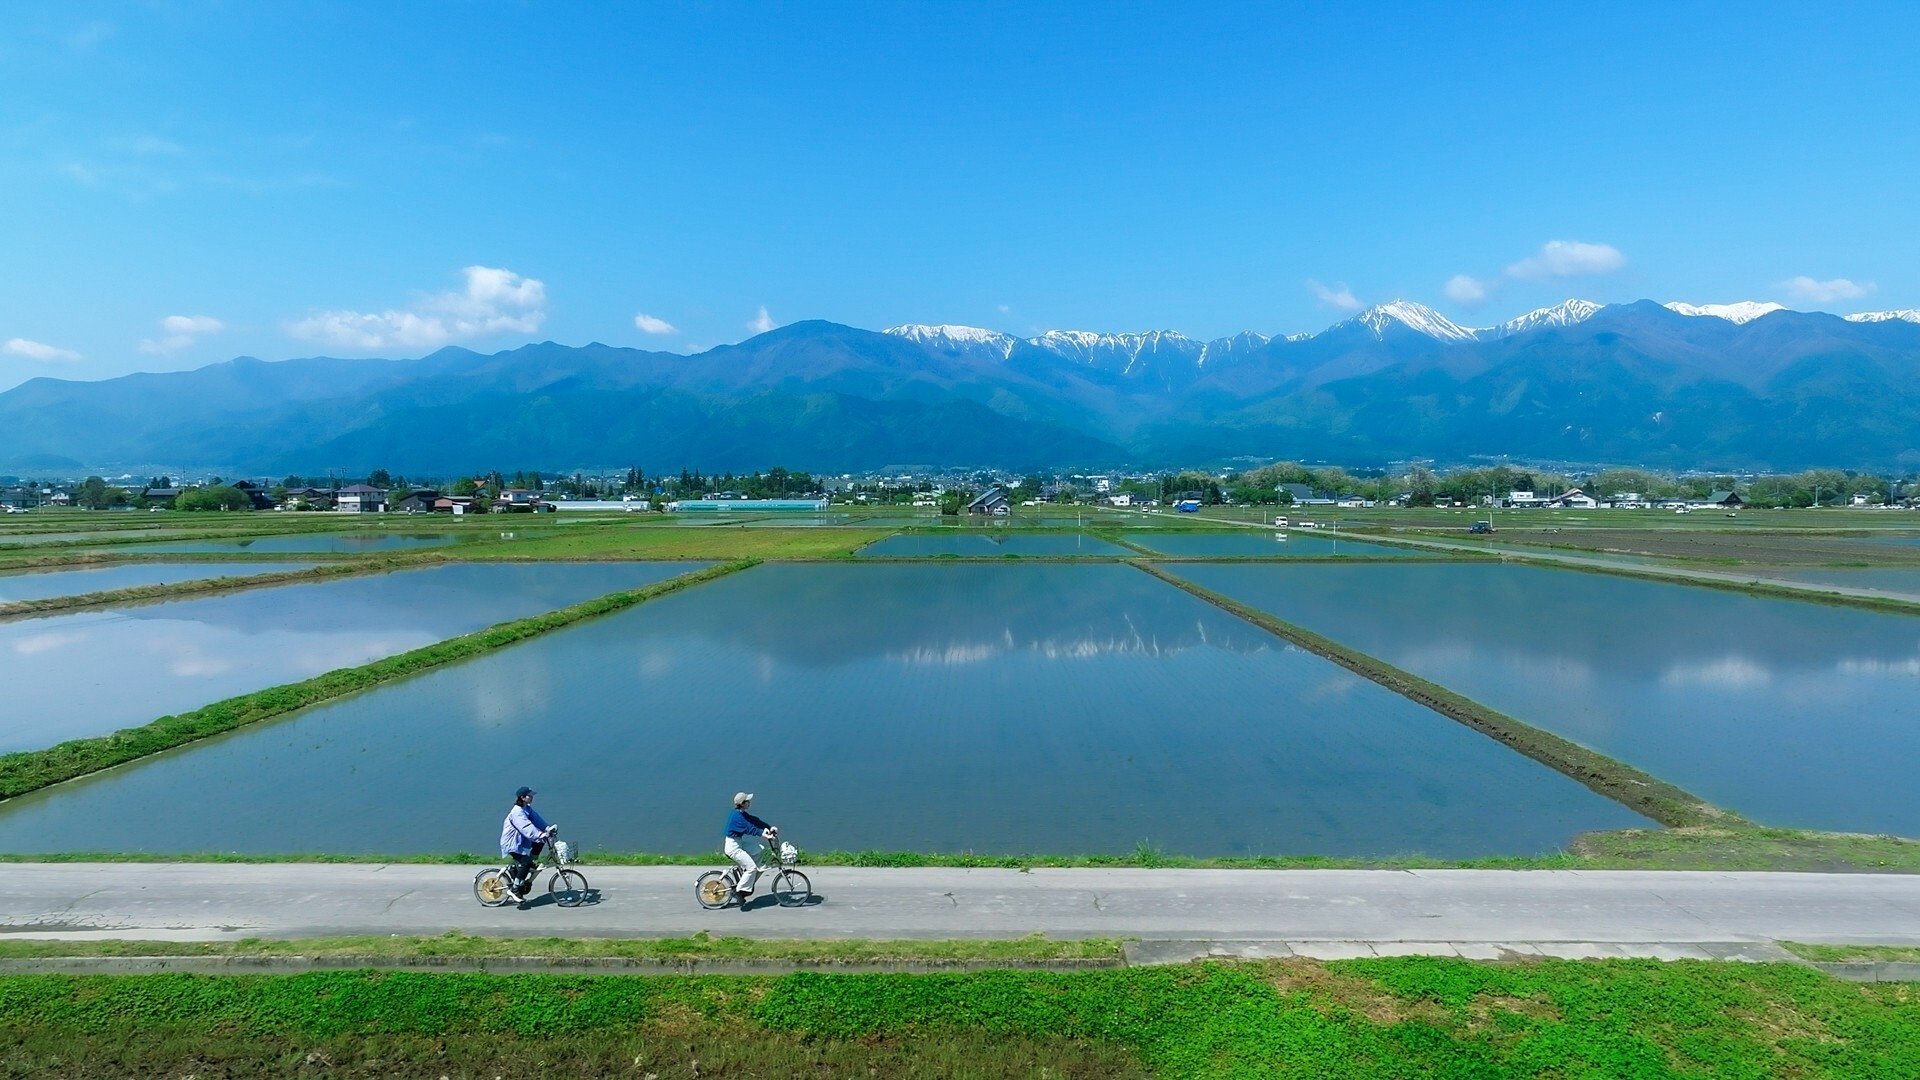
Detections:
[696, 830, 811, 909]
[473, 838, 590, 908]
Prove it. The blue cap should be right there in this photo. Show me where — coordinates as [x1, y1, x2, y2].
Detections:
[515, 786, 535, 799]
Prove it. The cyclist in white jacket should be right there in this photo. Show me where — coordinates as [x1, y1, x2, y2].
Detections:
[499, 786, 556, 900]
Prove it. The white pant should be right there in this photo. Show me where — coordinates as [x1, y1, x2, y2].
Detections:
[724, 836, 763, 892]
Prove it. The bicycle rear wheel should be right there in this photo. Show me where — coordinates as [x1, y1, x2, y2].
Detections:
[772, 869, 811, 907]
[549, 869, 589, 907]
[473, 868, 514, 907]
[695, 870, 734, 910]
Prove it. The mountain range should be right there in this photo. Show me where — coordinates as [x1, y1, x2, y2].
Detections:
[2, 299, 1918, 474]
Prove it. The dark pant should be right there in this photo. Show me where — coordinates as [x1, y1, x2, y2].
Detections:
[509, 843, 544, 892]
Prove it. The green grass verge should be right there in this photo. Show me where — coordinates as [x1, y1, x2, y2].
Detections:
[0, 559, 758, 802]
[1570, 825, 1920, 871]
[0, 930, 1122, 963]
[1137, 561, 1725, 828]
[3, 958, 1917, 1078]
[1782, 942, 1920, 964]
[10, 824, 1920, 870]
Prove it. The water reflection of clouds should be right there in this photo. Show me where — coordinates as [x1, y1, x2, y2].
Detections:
[10, 631, 85, 656]
[471, 662, 549, 728]
[890, 642, 1003, 666]
[1659, 655, 1772, 689]
[1837, 655, 1920, 677]
[884, 626, 1266, 667]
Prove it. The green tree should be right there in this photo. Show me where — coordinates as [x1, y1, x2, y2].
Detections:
[75, 477, 115, 510]
[177, 486, 251, 511]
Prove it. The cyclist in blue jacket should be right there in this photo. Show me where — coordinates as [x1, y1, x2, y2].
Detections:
[500, 786, 556, 901]
[724, 791, 776, 899]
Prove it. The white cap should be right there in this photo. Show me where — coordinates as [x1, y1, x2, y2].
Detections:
[733, 791, 754, 807]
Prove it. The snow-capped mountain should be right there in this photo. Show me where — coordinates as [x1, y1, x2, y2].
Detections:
[1664, 301, 1786, 324]
[887, 295, 1912, 374]
[11, 297, 1920, 474]
[1343, 300, 1482, 343]
[1197, 331, 1273, 367]
[1494, 299, 1602, 337]
[882, 323, 1017, 359]
[1029, 329, 1199, 370]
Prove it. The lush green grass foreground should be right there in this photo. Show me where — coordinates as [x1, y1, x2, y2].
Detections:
[4, 958, 1918, 1078]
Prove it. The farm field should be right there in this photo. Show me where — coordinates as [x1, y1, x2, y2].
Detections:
[0, 506, 1916, 871]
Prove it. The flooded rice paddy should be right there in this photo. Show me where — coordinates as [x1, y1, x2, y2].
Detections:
[126, 533, 463, 554]
[0, 562, 699, 753]
[1128, 531, 1425, 558]
[1175, 563, 1920, 835]
[1745, 567, 1920, 599]
[0, 563, 315, 604]
[0, 562, 1645, 857]
[858, 532, 1129, 556]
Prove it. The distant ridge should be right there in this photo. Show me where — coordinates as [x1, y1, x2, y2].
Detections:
[3, 298, 1919, 473]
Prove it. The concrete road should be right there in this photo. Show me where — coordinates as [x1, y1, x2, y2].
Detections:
[2, 864, 1917, 955]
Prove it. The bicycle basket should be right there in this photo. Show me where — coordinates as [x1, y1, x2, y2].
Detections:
[552, 840, 577, 865]
[778, 841, 798, 866]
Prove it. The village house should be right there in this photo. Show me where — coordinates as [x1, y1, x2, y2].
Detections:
[334, 484, 387, 513]
[1547, 488, 1598, 509]
[494, 488, 547, 512]
[278, 486, 335, 510]
[967, 487, 1012, 516]
[391, 488, 441, 513]
[229, 480, 276, 511]
[142, 486, 183, 508]
[1277, 483, 1337, 506]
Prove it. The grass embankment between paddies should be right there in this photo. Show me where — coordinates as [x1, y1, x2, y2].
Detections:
[0, 554, 443, 620]
[0, 559, 758, 802]
[5, 958, 1920, 1078]
[1136, 561, 1722, 829]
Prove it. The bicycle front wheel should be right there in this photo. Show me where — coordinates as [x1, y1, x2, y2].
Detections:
[548, 869, 589, 907]
[473, 868, 514, 907]
[695, 870, 734, 910]
[773, 869, 811, 907]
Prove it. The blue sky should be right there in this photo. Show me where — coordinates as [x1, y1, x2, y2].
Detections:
[2, 1, 1916, 388]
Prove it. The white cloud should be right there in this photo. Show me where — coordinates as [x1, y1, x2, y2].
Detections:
[1781, 276, 1872, 304]
[633, 312, 678, 335]
[1444, 274, 1490, 305]
[139, 314, 225, 354]
[748, 305, 777, 333]
[1506, 240, 1626, 280]
[288, 266, 547, 351]
[1306, 279, 1362, 311]
[4, 338, 81, 362]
